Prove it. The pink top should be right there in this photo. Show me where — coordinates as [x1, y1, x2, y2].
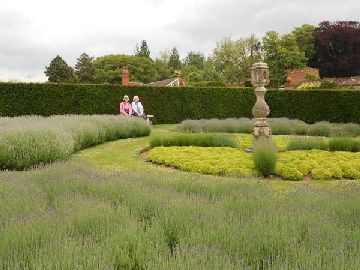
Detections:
[120, 102, 132, 115]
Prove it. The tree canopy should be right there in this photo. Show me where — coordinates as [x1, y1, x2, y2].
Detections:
[44, 55, 76, 83]
[263, 31, 307, 85]
[208, 35, 260, 83]
[292, 24, 316, 64]
[135, 40, 151, 58]
[93, 54, 158, 84]
[312, 21, 360, 78]
[74, 53, 94, 83]
[168, 47, 182, 72]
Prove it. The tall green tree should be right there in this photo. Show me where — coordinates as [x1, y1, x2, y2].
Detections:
[93, 54, 157, 84]
[135, 40, 151, 58]
[168, 47, 182, 72]
[209, 35, 260, 83]
[292, 24, 316, 64]
[74, 52, 94, 83]
[44, 55, 76, 83]
[184, 51, 205, 70]
[263, 31, 307, 85]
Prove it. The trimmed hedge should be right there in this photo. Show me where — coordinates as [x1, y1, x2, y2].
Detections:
[0, 83, 359, 124]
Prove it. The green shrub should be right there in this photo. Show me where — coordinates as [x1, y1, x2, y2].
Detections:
[305, 73, 320, 81]
[0, 83, 359, 124]
[320, 80, 336, 89]
[0, 115, 150, 170]
[328, 138, 360, 152]
[243, 79, 252, 87]
[311, 166, 333, 180]
[192, 81, 226, 87]
[287, 138, 327, 151]
[149, 134, 236, 148]
[253, 139, 277, 177]
[275, 164, 303, 181]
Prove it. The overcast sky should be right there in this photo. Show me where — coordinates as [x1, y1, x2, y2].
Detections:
[0, 0, 359, 82]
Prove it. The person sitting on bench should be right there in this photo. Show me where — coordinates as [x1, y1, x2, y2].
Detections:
[119, 95, 132, 117]
[132, 96, 147, 120]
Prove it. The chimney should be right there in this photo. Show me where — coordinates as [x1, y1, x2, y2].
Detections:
[122, 66, 129, 86]
[178, 75, 185, 86]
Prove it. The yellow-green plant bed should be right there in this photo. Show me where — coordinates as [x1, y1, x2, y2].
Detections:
[147, 147, 360, 180]
[235, 134, 291, 151]
[147, 146, 255, 176]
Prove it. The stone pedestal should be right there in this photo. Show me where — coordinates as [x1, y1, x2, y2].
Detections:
[251, 62, 271, 139]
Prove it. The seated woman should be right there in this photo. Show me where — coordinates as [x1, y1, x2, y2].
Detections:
[131, 96, 147, 119]
[119, 95, 132, 116]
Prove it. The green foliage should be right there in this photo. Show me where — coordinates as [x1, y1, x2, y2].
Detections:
[147, 146, 255, 176]
[320, 79, 337, 89]
[304, 73, 320, 81]
[297, 82, 321, 90]
[154, 58, 172, 79]
[253, 139, 277, 177]
[287, 138, 327, 151]
[184, 51, 205, 70]
[0, 83, 359, 125]
[93, 54, 157, 84]
[181, 65, 204, 84]
[135, 40, 151, 58]
[191, 81, 226, 87]
[209, 35, 260, 83]
[328, 138, 360, 152]
[44, 55, 76, 83]
[263, 31, 307, 84]
[168, 47, 182, 72]
[0, 115, 150, 170]
[74, 52, 95, 83]
[148, 145, 360, 180]
[149, 134, 236, 148]
[277, 150, 360, 180]
[244, 79, 252, 87]
[292, 24, 316, 62]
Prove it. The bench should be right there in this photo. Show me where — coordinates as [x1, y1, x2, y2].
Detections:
[147, 115, 154, 123]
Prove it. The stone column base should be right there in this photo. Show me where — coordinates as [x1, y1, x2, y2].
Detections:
[253, 118, 272, 139]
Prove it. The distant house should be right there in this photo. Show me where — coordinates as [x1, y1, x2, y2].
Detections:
[146, 77, 185, 87]
[121, 66, 185, 87]
[285, 68, 320, 89]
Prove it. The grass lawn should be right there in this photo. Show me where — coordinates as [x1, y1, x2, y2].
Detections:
[1, 125, 360, 269]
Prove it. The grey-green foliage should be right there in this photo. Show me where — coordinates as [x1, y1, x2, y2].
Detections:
[1, 157, 360, 268]
[0, 115, 150, 170]
[287, 137, 328, 151]
[328, 137, 360, 152]
[253, 139, 277, 177]
[179, 118, 360, 137]
[149, 133, 236, 148]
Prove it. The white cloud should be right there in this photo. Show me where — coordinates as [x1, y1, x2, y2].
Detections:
[0, 0, 359, 81]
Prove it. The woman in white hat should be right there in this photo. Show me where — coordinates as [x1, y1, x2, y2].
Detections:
[131, 96, 147, 119]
